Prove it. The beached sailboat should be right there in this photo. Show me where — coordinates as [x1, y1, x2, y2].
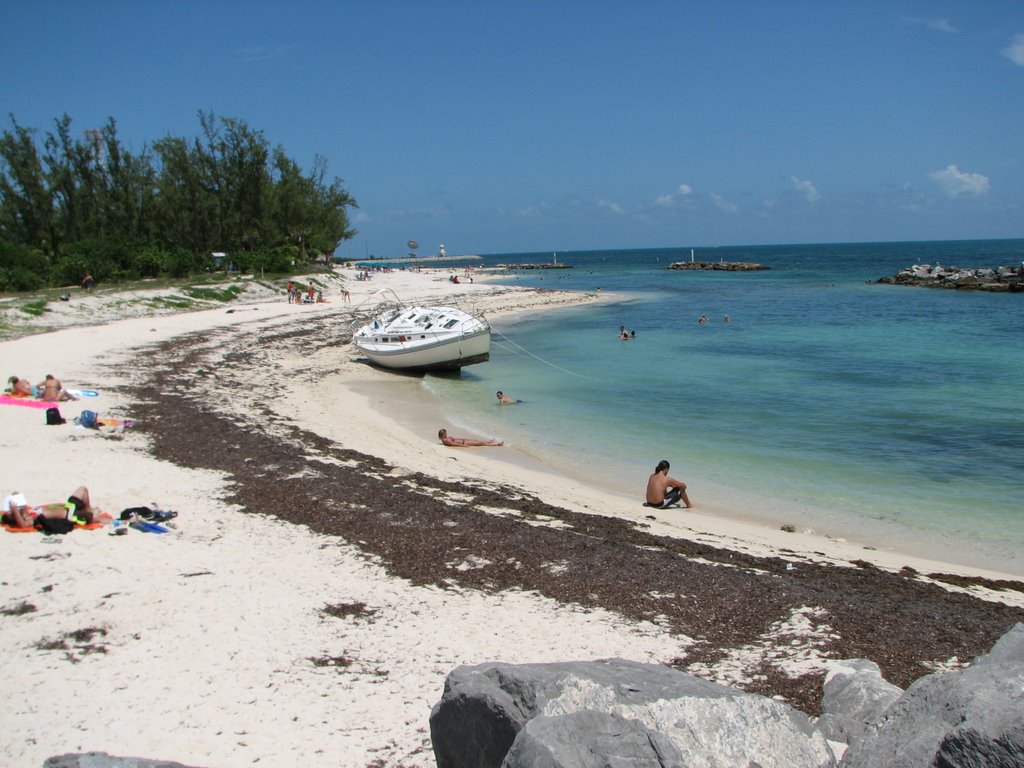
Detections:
[351, 290, 491, 372]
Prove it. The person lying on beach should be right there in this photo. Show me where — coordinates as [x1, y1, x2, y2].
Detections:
[646, 459, 691, 509]
[496, 391, 523, 405]
[2, 491, 32, 528]
[6, 376, 35, 397]
[438, 428, 503, 447]
[43, 485, 96, 525]
[38, 375, 78, 402]
[4, 485, 96, 528]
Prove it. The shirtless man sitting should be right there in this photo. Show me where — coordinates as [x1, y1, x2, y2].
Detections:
[438, 428, 503, 447]
[646, 459, 692, 509]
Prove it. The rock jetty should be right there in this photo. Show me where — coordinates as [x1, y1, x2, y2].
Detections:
[428, 622, 1024, 768]
[876, 263, 1024, 292]
[497, 263, 573, 270]
[667, 261, 768, 271]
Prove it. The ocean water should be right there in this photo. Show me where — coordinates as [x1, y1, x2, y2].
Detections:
[415, 240, 1024, 572]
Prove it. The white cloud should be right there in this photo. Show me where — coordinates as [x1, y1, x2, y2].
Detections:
[516, 201, 552, 218]
[598, 199, 626, 215]
[653, 183, 694, 207]
[902, 16, 957, 33]
[1004, 33, 1024, 66]
[928, 164, 991, 197]
[790, 176, 820, 202]
[710, 193, 738, 213]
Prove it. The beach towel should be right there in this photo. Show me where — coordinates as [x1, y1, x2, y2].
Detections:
[0, 395, 51, 409]
[66, 389, 100, 398]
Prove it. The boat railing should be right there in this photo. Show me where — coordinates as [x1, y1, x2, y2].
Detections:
[349, 288, 488, 334]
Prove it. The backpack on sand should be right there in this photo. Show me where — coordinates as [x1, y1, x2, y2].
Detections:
[76, 410, 98, 428]
[45, 407, 66, 425]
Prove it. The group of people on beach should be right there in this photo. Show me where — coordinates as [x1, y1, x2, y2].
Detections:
[437, 385, 691, 509]
[6, 374, 78, 402]
[2, 486, 97, 529]
[286, 282, 327, 304]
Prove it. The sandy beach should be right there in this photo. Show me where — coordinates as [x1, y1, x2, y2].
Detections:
[2, 268, 1023, 768]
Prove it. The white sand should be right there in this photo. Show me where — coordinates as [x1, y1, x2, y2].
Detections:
[1, 268, 1020, 767]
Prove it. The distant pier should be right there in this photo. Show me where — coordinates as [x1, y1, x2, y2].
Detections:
[876, 263, 1024, 292]
[496, 263, 574, 270]
[666, 261, 768, 271]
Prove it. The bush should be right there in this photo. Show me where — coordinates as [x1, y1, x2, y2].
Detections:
[0, 266, 45, 292]
[0, 241, 49, 290]
[135, 246, 166, 278]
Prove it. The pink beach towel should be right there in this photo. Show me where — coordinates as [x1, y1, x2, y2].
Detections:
[0, 395, 52, 409]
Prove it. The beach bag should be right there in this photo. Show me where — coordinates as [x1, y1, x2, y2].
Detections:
[45, 407, 66, 425]
[76, 409, 98, 428]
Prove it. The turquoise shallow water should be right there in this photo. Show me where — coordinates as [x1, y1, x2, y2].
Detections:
[405, 240, 1023, 572]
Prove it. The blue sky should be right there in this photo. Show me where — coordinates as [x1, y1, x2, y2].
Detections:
[2, 2, 1022, 257]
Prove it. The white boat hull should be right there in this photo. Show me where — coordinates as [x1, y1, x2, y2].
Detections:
[352, 302, 491, 372]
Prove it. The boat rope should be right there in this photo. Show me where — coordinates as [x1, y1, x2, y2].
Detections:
[491, 330, 596, 380]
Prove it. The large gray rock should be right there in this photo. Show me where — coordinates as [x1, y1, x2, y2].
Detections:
[429, 658, 836, 768]
[839, 652, 1024, 767]
[815, 659, 904, 744]
[503, 711, 686, 767]
[43, 754, 202, 768]
[970, 622, 1024, 667]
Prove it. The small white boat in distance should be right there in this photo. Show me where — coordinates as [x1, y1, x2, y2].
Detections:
[351, 290, 491, 372]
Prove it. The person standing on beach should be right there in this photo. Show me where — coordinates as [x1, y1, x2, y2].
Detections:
[646, 460, 691, 508]
[438, 428, 503, 447]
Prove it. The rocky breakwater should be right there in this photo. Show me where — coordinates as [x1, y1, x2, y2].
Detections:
[667, 260, 768, 271]
[877, 262, 1024, 292]
[429, 622, 1024, 768]
[497, 263, 573, 270]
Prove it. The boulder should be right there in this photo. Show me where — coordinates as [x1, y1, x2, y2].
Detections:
[815, 659, 903, 744]
[503, 711, 686, 767]
[429, 658, 836, 768]
[970, 621, 1024, 667]
[838, 625, 1024, 767]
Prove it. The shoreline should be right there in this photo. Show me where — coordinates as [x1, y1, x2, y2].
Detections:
[2, 268, 1023, 767]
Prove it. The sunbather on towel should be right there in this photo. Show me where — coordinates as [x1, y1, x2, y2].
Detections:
[6, 376, 36, 397]
[32, 486, 96, 525]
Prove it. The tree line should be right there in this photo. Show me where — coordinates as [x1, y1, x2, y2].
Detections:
[0, 111, 357, 291]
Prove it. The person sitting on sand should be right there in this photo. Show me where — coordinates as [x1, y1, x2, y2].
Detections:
[646, 459, 691, 509]
[2, 491, 32, 528]
[496, 391, 523, 405]
[438, 428, 503, 447]
[38, 374, 78, 402]
[7, 376, 36, 397]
